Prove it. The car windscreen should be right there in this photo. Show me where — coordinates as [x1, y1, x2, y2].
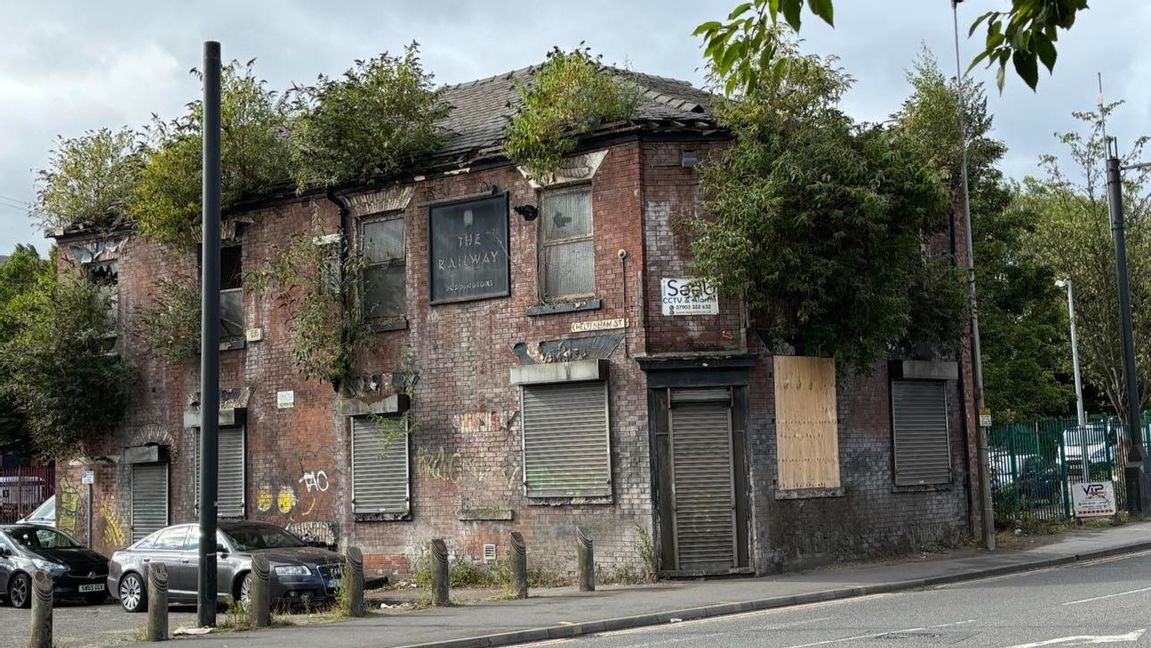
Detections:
[26, 497, 54, 521]
[5, 526, 80, 549]
[221, 524, 307, 551]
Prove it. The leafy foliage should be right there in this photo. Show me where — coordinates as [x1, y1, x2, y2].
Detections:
[131, 60, 294, 247]
[1021, 101, 1151, 417]
[689, 34, 952, 371]
[504, 47, 639, 180]
[34, 128, 142, 234]
[0, 246, 52, 458]
[0, 264, 133, 458]
[133, 276, 202, 363]
[695, 0, 1089, 96]
[248, 220, 376, 385]
[291, 44, 448, 189]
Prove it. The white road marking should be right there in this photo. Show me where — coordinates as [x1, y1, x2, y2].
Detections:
[780, 619, 975, 648]
[1062, 586, 1151, 606]
[1001, 629, 1146, 647]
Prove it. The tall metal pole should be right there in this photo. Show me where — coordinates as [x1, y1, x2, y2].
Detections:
[197, 40, 222, 627]
[1105, 142, 1149, 515]
[1059, 279, 1087, 427]
[952, 0, 995, 549]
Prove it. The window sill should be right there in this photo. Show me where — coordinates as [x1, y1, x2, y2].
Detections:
[891, 482, 953, 494]
[526, 298, 602, 317]
[371, 318, 409, 333]
[527, 494, 613, 506]
[353, 510, 411, 522]
[775, 487, 844, 500]
[220, 337, 246, 351]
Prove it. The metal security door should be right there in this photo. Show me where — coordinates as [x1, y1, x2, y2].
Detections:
[217, 427, 245, 518]
[669, 389, 737, 572]
[131, 463, 169, 542]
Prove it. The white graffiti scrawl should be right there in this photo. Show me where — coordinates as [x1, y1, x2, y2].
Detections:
[299, 470, 330, 493]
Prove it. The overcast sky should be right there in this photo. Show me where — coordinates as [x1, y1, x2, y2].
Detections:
[2, 1, 1148, 254]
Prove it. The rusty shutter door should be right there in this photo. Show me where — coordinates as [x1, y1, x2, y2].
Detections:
[217, 427, 245, 518]
[670, 390, 736, 572]
[522, 381, 611, 498]
[131, 463, 168, 542]
[892, 380, 951, 486]
[352, 417, 410, 516]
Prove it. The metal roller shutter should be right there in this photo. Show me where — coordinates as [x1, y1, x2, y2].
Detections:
[218, 427, 245, 518]
[892, 380, 951, 486]
[670, 397, 735, 571]
[131, 463, 168, 542]
[521, 381, 611, 498]
[352, 417, 410, 515]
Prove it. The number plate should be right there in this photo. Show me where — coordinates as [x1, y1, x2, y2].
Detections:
[78, 583, 105, 593]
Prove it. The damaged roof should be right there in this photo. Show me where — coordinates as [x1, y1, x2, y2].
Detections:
[434, 65, 720, 167]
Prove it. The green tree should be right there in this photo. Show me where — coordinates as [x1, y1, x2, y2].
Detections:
[1020, 102, 1151, 417]
[689, 33, 954, 371]
[33, 128, 142, 234]
[131, 60, 294, 247]
[0, 246, 51, 458]
[894, 50, 1070, 419]
[0, 260, 133, 458]
[290, 44, 449, 189]
[694, 0, 1089, 96]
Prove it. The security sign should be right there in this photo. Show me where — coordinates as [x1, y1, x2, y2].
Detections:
[1072, 481, 1116, 518]
[661, 278, 719, 316]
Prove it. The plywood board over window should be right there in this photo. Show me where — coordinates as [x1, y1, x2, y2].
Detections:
[774, 356, 840, 490]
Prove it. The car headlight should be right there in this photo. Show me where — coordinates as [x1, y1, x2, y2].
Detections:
[273, 565, 310, 577]
[31, 559, 64, 572]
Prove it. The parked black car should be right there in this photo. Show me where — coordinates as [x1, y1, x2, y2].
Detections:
[0, 524, 109, 608]
[108, 520, 343, 612]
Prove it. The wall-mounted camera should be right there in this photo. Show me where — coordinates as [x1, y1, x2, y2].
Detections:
[514, 204, 539, 221]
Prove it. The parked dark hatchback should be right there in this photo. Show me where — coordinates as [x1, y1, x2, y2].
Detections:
[108, 520, 343, 612]
[0, 524, 109, 608]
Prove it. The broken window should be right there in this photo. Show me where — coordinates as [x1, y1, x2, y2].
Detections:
[521, 380, 611, 499]
[84, 260, 119, 353]
[361, 217, 406, 321]
[350, 416, 410, 518]
[220, 245, 244, 341]
[540, 186, 594, 300]
[891, 380, 951, 486]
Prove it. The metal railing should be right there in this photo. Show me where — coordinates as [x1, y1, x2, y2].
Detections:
[0, 465, 56, 524]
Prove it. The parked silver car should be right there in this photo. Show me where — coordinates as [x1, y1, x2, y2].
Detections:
[108, 520, 342, 612]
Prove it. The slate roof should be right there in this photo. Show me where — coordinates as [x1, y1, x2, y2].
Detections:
[434, 65, 720, 166]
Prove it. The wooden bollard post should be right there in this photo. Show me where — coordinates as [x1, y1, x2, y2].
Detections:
[250, 554, 271, 628]
[430, 539, 449, 606]
[146, 562, 169, 641]
[576, 526, 595, 592]
[508, 532, 528, 600]
[343, 546, 365, 617]
[28, 570, 52, 648]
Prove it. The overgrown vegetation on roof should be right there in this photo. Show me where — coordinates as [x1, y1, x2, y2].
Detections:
[34, 128, 142, 234]
[503, 48, 639, 181]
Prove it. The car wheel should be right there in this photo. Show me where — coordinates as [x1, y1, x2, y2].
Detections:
[239, 573, 252, 609]
[118, 573, 147, 613]
[8, 573, 31, 609]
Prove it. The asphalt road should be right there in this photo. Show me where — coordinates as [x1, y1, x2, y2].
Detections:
[528, 550, 1151, 648]
[0, 599, 199, 648]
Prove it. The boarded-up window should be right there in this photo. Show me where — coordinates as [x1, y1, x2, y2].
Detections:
[891, 380, 951, 486]
[362, 217, 406, 320]
[521, 381, 611, 498]
[540, 186, 594, 300]
[351, 416, 410, 517]
[774, 356, 840, 490]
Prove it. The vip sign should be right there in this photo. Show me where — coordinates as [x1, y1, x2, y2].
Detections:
[661, 278, 719, 316]
[1072, 481, 1116, 517]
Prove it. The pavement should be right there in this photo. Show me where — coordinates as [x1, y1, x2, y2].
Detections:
[8, 521, 1151, 648]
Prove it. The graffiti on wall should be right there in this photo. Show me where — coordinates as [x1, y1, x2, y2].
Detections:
[415, 411, 522, 490]
[101, 501, 127, 547]
[56, 477, 81, 536]
[299, 470, 330, 493]
[255, 462, 338, 521]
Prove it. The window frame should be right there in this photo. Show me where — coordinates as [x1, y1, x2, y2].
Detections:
[359, 213, 407, 323]
[538, 183, 596, 302]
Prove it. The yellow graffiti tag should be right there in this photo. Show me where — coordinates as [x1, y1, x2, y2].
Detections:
[101, 502, 127, 547]
[256, 487, 272, 513]
[277, 487, 296, 514]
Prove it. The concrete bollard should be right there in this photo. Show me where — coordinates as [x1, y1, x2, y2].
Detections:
[430, 539, 450, 607]
[250, 554, 271, 628]
[146, 562, 169, 641]
[576, 526, 595, 592]
[343, 546, 365, 617]
[508, 532, 528, 600]
[28, 570, 52, 648]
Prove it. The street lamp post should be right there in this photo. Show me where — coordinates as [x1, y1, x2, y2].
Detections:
[1055, 278, 1087, 429]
